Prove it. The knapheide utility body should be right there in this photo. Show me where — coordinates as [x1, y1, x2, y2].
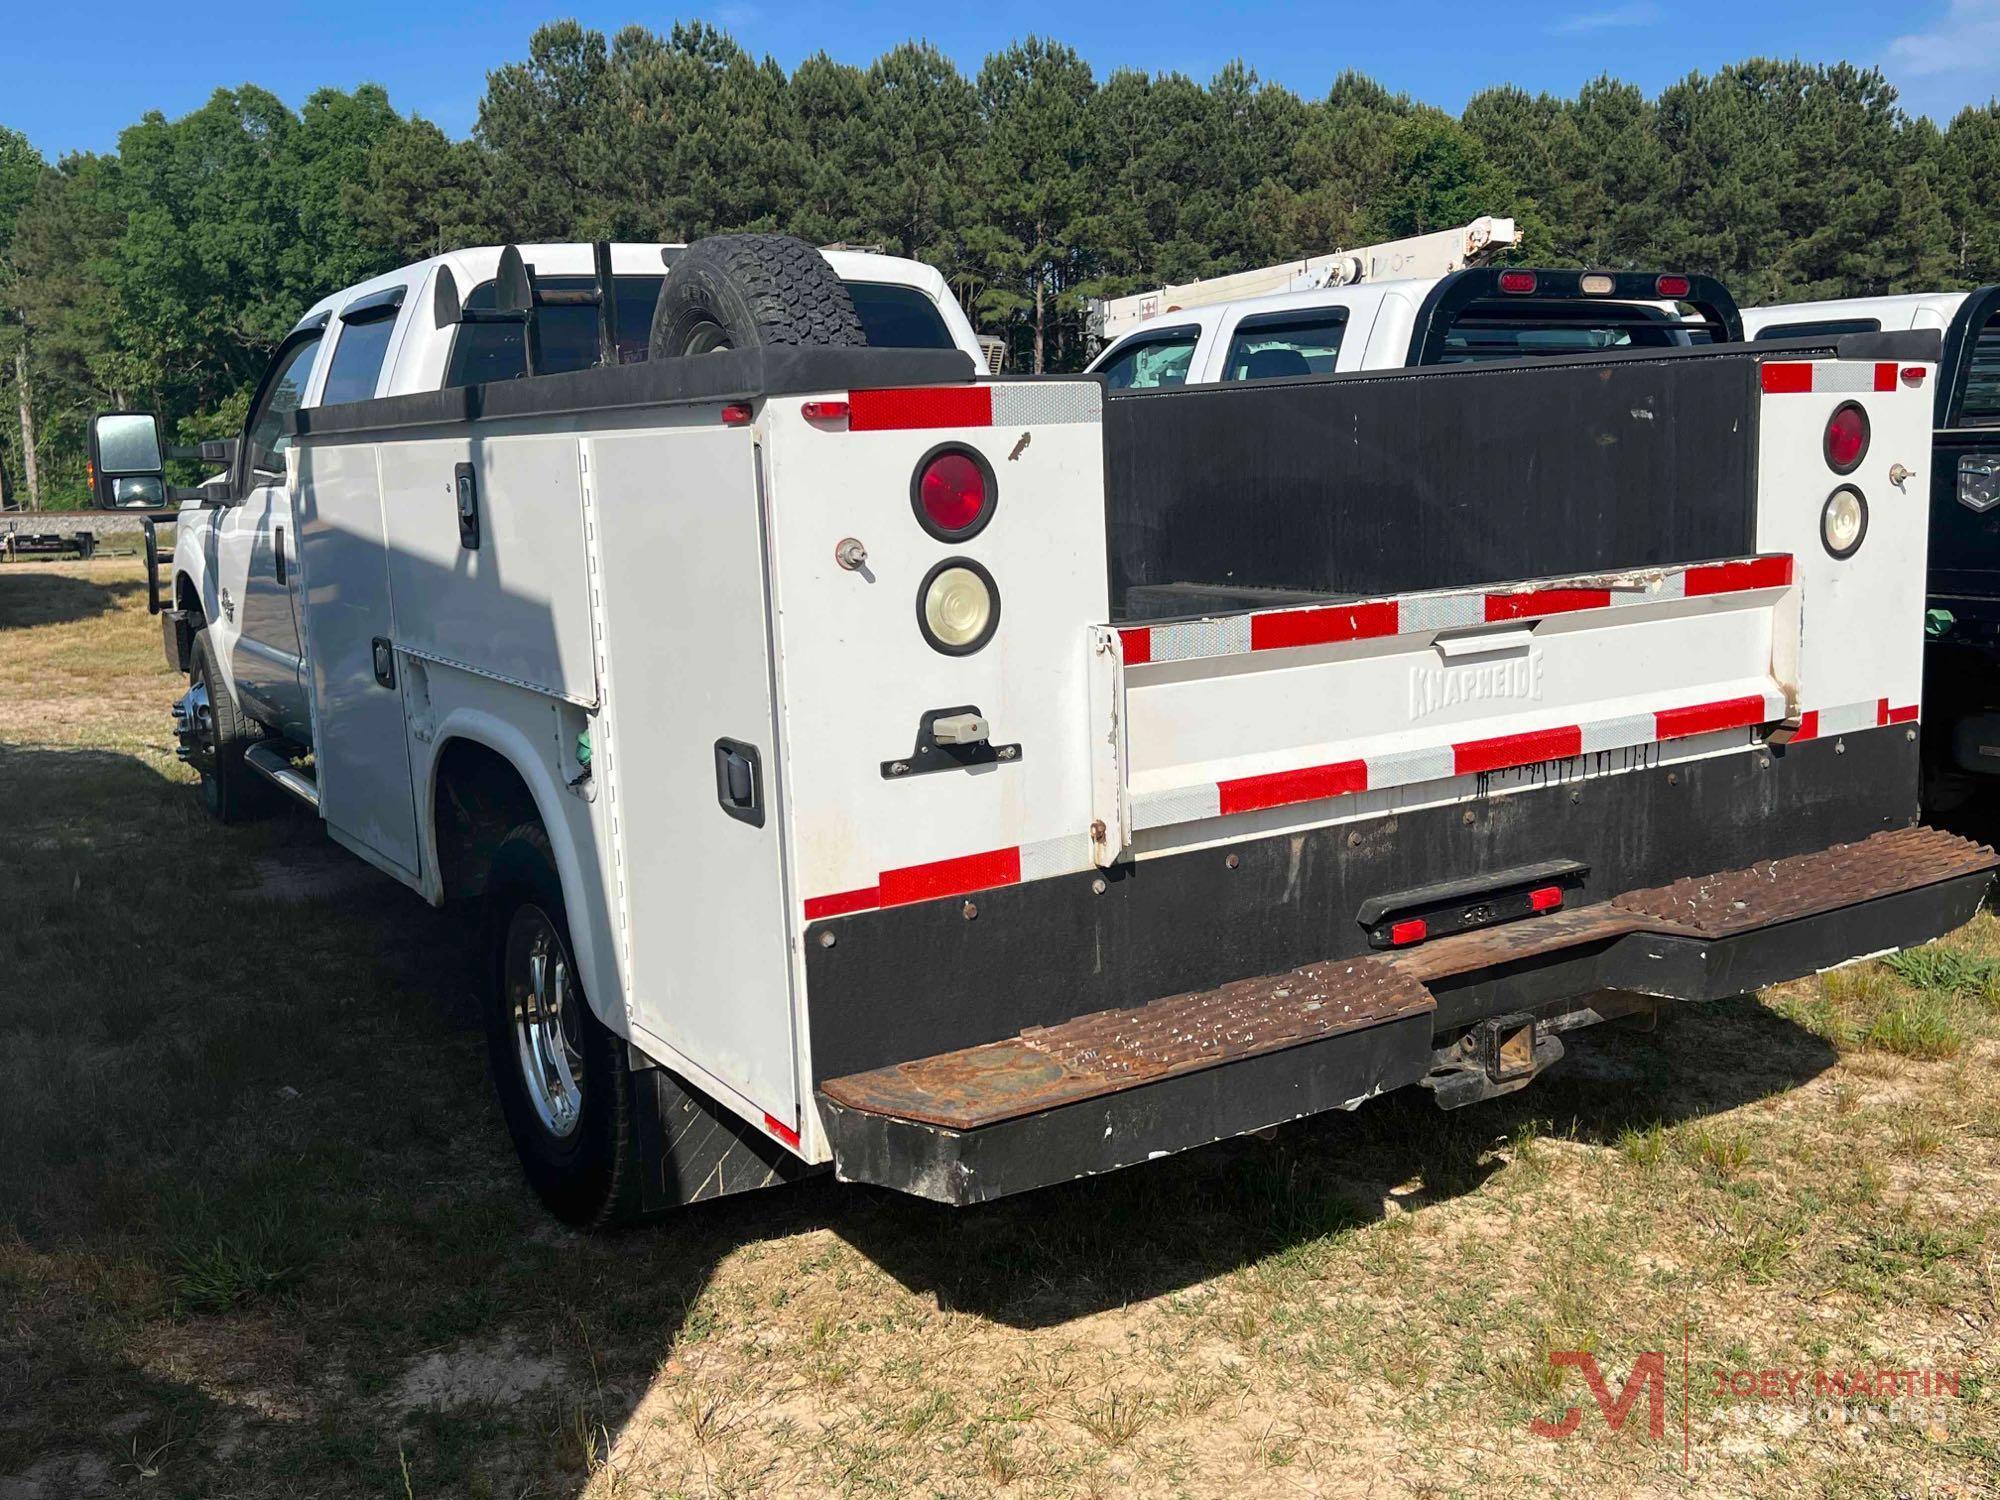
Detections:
[114, 236, 1993, 1224]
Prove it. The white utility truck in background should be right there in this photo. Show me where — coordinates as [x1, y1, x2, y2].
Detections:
[1744, 288, 2000, 807]
[1086, 216, 1740, 387]
[92, 233, 1990, 1227]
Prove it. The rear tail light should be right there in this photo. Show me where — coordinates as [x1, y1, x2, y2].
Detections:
[1388, 917, 1429, 947]
[721, 402, 753, 427]
[912, 446, 996, 542]
[917, 557, 1000, 655]
[1824, 402, 1869, 475]
[1497, 270, 1538, 295]
[1901, 366, 1927, 388]
[1528, 885, 1564, 913]
[801, 399, 849, 422]
[1655, 274, 1692, 298]
[1579, 273, 1615, 295]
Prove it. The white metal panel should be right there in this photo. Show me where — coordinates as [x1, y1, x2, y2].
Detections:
[1754, 359, 1933, 721]
[588, 424, 800, 1130]
[761, 391, 1111, 909]
[376, 432, 598, 704]
[293, 440, 422, 877]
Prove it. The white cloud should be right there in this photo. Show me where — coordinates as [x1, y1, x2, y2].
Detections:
[1547, 1, 1663, 36]
[1883, 1, 2000, 120]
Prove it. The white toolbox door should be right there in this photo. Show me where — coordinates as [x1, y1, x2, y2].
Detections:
[586, 427, 799, 1128]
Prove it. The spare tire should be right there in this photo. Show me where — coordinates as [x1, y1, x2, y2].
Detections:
[649, 234, 867, 360]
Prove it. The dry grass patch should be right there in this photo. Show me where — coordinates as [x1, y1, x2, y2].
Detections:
[3, 557, 1997, 1498]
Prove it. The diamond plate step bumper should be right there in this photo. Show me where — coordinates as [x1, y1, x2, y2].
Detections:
[817, 828, 1994, 1205]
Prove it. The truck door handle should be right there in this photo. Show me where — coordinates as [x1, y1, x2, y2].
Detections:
[275, 525, 286, 585]
[714, 738, 764, 827]
[372, 637, 396, 690]
[454, 462, 480, 551]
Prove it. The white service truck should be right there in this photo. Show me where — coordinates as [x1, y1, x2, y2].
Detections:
[1086, 218, 1739, 388]
[92, 233, 1991, 1227]
[1743, 289, 2000, 804]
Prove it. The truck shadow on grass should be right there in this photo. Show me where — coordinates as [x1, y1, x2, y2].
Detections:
[0, 737, 1842, 1497]
[0, 566, 147, 630]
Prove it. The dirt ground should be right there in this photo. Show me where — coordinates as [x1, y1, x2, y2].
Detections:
[2, 555, 1995, 1498]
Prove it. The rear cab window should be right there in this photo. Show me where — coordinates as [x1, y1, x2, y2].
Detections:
[1095, 326, 1201, 390]
[1221, 309, 1347, 381]
[847, 282, 957, 349]
[1753, 317, 1882, 342]
[1959, 314, 2000, 428]
[1432, 301, 1690, 364]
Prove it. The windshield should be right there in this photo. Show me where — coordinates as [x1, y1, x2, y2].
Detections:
[1095, 327, 1200, 390]
[1433, 300, 1689, 364]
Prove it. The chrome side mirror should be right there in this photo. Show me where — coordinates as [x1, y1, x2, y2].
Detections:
[87, 411, 170, 511]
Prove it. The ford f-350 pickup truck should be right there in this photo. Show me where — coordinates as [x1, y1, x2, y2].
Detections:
[90, 233, 1993, 1227]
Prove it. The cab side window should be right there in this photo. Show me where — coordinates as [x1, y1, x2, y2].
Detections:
[1096, 327, 1200, 390]
[320, 297, 402, 406]
[1222, 310, 1348, 381]
[243, 332, 324, 486]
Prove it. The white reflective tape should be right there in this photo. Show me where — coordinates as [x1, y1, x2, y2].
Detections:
[1018, 832, 1095, 882]
[1580, 713, 1657, 755]
[990, 382, 1102, 426]
[1396, 590, 1488, 633]
[1810, 363, 1877, 393]
[1132, 783, 1222, 830]
[1148, 615, 1252, 662]
[1366, 745, 1456, 790]
[1816, 700, 1878, 736]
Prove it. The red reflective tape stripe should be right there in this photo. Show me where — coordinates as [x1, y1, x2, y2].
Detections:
[847, 386, 992, 431]
[1879, 700, 1918, 726]
[1655, 694, 1770, 741]
[1217, 759, 1367, 816]
[1484, 586, 1611, 622]
[1121, 627, 1152, 665]
[763, 1113, 800, 1148]
[1793, 710, 1819, 742]
[1454, 725, 1583, 775]
[1874, 362, 1897, 393]
[1250, 599, 1400, 650]
[1684, 555, 1792, 596]
[878, 846, 1021, 907]
[804, 886, 879, 921]
[1760, 362, 1812, 394]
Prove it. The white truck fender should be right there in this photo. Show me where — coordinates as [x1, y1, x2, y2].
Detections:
[416, 705, 627, 1037]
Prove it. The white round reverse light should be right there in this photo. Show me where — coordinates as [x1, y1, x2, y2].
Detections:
[919, 559, 999, 655]
[1821, 485, 1867, 559]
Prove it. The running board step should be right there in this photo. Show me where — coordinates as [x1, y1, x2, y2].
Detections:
[244, 743, 319, 809]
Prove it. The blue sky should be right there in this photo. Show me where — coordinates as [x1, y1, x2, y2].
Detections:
[8, 0, 2000, 160]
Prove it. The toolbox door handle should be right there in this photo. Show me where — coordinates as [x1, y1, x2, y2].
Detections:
[714, 738, 764, 828]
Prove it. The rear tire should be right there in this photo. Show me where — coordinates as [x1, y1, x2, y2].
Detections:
[187, 628, 267, 823]
[485, 823, 639, 1229]
[648, 234, 867, 360]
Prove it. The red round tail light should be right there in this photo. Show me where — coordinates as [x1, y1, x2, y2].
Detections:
[1655, 273, 1692, 299]
[912, 446, 996, 541]
[1824, 402, 1869, 475]
[1497, 270, 1538, 294]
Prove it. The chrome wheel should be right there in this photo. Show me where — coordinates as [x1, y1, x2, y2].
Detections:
[504, 905, 585, 1139]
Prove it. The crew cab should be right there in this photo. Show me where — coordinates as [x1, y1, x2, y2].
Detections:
[1744, 289, 2000, 802]
[119, 241, 982, 768]
[89, 234, 1989, 1228]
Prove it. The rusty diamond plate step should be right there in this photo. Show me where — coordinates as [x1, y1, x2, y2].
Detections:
[819, 827, 1994, 1131]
